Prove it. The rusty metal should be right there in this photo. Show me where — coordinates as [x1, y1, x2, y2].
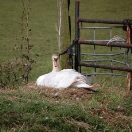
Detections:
[79, 61, 132, 72]
[126, 25, 131, 44]
[74, 1, 132, 89]
[78, 40, 132, 48]
[126, 25, 132, 90]
[78, 18, 132, 25]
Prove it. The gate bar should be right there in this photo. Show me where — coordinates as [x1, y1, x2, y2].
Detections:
[78, 40, 132, 48]
[78, 18, 132, 25]
[79, 61, 132, 72]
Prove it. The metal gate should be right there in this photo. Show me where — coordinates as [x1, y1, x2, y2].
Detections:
[74, 1, 132, 89]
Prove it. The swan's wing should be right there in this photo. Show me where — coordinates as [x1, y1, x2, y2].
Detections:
[61, 69, 93, 88]
[36, 72, 56, 87]
[39, 72, 57, 87]
[71, 79, 93, 88]
[36, 74, 46, 86]
[55, 69, 92, 88]
[54, 70, 79, 88]
[36, 72, 67, 88]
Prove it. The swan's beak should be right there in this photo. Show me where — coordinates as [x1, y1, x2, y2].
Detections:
[54, 58, 58, 67]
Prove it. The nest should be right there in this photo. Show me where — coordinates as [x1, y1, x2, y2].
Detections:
[23, 82, 99, 100]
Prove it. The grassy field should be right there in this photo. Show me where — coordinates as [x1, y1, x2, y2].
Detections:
[0, 0, 132, 83]
[0, 0, 132, 131]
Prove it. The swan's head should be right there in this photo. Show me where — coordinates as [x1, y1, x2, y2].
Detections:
[52, 54, 61, 72]
[52, 54, 59, 67]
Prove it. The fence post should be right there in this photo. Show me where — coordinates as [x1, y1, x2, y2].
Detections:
[57, 0, 71, 69]
[75, 1, 80, 71]
[126, 25, 132, 90]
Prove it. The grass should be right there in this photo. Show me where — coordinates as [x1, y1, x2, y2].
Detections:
[0, 0, 132, 82]
[0, 0, 132, 131]
[0, 87, 132, 131]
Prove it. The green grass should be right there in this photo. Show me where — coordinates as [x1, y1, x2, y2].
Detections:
[0, 88, 132, 131]
[0, 0, 132, 83]
[0, 0, 132, 131]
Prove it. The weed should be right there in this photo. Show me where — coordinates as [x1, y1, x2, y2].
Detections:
[0, 0, 34, 88]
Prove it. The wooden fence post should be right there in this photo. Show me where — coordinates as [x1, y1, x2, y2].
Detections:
[126, 25, 132, 91]
[57, 0, 71, 69]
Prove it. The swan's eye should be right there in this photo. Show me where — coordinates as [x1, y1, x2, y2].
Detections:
[54, 58, 58, 61]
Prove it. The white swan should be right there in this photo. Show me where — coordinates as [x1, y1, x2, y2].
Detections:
[36, 54, 93, 89]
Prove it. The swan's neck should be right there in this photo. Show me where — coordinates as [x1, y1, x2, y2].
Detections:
[52, 59, 61, 72]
